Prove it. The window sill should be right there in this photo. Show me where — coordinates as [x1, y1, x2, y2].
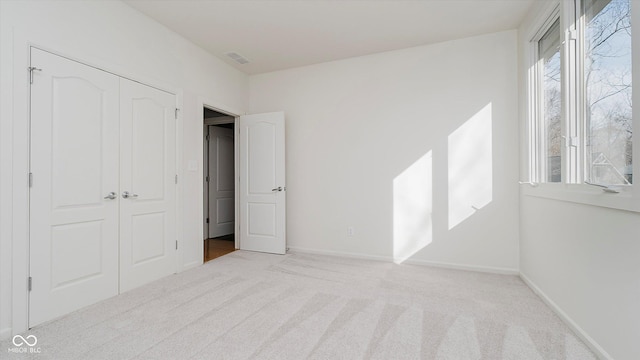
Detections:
[521, 183, 640, 213]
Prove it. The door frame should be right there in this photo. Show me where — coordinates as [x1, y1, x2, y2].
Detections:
[198, 98, 242, 254]
[7, 35, 184, 336]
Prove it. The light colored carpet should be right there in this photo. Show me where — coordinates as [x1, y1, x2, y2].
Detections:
[3, 251, 596, 359]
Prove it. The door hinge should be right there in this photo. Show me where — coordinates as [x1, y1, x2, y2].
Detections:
[176, 240, 178, 250]
[28, 66, 42, 84]
[28, 277, 32, 291]
[175, 174, 178, 184]
[28, 173, 33, 187]
[206, 134, 210, 141]
[205, 176, 209, 182]
[206, 218, 209, 224]
[175, 108, 180, 119]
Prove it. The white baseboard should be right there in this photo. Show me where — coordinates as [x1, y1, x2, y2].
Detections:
[287, 246, 392, 263]
[519, 272, 612, 360]
[402, 258, 519, 275]
[287, 246, 519, 275]
[181, 260, 203, 272]
[1, 327, 11, 341]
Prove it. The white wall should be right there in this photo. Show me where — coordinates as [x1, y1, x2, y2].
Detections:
[250, 31, 520, 272]
[520, 198, 640, 359]
[518, 2, 640, 359]
[0, 0, 249, 338]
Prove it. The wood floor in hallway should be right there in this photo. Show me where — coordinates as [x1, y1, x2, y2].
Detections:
[204, 234, 235, 263]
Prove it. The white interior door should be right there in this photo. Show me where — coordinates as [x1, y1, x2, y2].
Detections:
[239, 112, 286, 254]
[119, 78, 177, 292]
[208, 126, 235, 238]
[29, 48, 120, 327]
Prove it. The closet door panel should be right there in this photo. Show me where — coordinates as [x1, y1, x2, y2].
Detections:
[29, 48, 120, 327]
[119, 78, 177, 292]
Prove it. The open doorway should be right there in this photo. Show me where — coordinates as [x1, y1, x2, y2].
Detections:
[203, 107, 236, 262]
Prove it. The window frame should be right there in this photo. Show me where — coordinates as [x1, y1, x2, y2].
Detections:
[535, 14, 563, 184]
[524, 0, 640, 213]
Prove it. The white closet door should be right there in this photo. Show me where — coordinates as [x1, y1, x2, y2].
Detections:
[208, 126, 235, 238]
[119, 78, 177, 292]
[29, 48, 120, 327]
[239, 112, 286, 254]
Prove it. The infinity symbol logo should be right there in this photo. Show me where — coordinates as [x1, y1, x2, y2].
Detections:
[12, 334, 38, 347]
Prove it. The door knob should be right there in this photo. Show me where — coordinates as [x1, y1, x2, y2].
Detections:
[271, 187, 283, 192]
[104, 192, 117, 200]
[122, 191, 138, 199]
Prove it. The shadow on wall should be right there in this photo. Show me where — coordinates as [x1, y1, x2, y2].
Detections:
[393, 103, 493, 263]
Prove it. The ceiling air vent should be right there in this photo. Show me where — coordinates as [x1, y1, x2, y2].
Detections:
[226, 52, 250, 64]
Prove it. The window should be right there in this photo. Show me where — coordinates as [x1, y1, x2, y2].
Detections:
[583, 0, 633, 185]
[531, 0, 633, 187]
[538, 19, 563, 182]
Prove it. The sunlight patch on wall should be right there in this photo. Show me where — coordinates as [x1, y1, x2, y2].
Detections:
[448, 104, 493, 230]
[393, 150, 433, 263]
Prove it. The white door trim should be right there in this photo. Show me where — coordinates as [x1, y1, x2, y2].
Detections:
[196, 98, 241, 265]
[203, 125, 209, 240]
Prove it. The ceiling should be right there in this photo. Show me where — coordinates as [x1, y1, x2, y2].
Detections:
[124, 0, 535, 75]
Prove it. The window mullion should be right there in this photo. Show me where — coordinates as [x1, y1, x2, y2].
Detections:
[574, 0, 585, 185]
[536, 57, 546, 182]
[562, 0, 580, 184]
[531, 56, 542, 183]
